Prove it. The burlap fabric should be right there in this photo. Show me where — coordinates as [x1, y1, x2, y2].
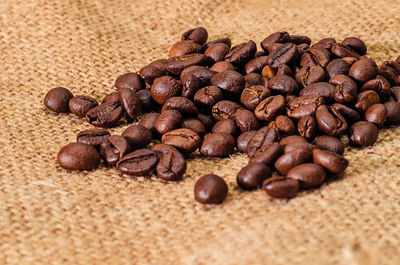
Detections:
[1, 0, 400, 264]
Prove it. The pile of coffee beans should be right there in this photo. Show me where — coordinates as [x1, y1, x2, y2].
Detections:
[44, 27, 400, 204]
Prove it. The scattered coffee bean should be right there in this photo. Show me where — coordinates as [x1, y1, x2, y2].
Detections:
[181, 118, 207, 135]
[181, 27, 208, 45]
[364, 103, 387, 127]
[152, 144, 186, 181]
[270, 115, 296, 136]
[69, 95, 98, 117]
[297, 115, 318, 139]
[314, 135, 345, 155]
[119, 87, 142, 119]
[194, 174, 228, 204]
[237, 163, 271, 190]
[354, 90, 380, 113]
[254, 95, 285, 121]
[233, 109, 260, 132]
[326, 59, 350, 79]
[210, 61, 236, 72]
[99, 135, 131, 165]
[194, 86, 223, 111]
[204, 43, 230, 63]
[85, 101, 124, 128]
[212, 119, 239, 136]
[348, 121, 379, 146]
[283, 142, 314, 154]
[279, 135, 307, 146]
[316, 105, 347, 136]
[262, 177, 299, 198]
[44, 87, 74, 113]
[117, 148, 159, 176]
[200, 132, 235, 157]
[250, 142, 283, 165]
[331, 43, 360, 59]
[274, 148, 312, 175]
[240, 85, 271, 111]
[162, 128, 201, 154]
[210, 70, 245, 96]
[295, 65, 326, 87]
[115, 73, 145, 93]
[342, 37, 367, 55]
[121, 124, 152, 149]
[211, 100, 242, 121]
[384, 101, 400, 124]
[287, 163, 326, 189]
[268, 74, 299, 94]
[57, 142, 101, 170]
[330, 75, 357, 104]
[169, 40, 201, 58]
[151, 76, 182, 105]
[237, 130, 257, 153]
[349, 57, 378, 83]
[246, 126, 279, 157]
[136, 89, 154, 112]
[313, 149, 348, 174]
[138, 112, 160, 136]
[77, 128, 110, 147]
[225, 40, 257, 66]
[101, 92, 120, 105]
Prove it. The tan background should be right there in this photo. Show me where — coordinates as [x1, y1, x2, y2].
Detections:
[1, 0, 400, 264]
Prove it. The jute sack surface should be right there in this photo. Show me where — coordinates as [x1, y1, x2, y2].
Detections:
[1, 0, 400, 264]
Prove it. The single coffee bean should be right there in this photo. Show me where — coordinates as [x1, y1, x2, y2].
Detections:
[279, 135, 308, 146]
[237, 130, 257, 153]
[329, 75, 358, 104]
[268, 74, 299, 94]
[138, 112, 160, 136]
[297, 43, 310, 53]
[204, 43, 230, 63]
[99, 135, 131, 165]
[300, 82, 335, 101]
[315, 105, 347, 136]
[262, 177, 299, 198]
[246, 126, 279, 157]
[287, 163, 326, 189]
[225, 40, 257, 66]
[360, 77, 391, 101]
[326, 59, 350, 79]
[342, 37, 367, 55]
[274, 148, 312, 175]
[148, 58, 170, 73]
[211, 100, 242, 121]
[332, 103, 361, 124]
[202, 38, 232, 52]
[162, 128, 201, 154]
[254, 95, 285, 121]
[168, 40, 201, 58]
[287, 95, 325, 120]
[233, 109, 260, 132]
[139, 65, 165, 85]
[267, 43, 298, 68]
[68, 95, 98, 117]
[180, 74, 200, 99]
[237, 163, 271, 190]
[117, 148, 159, 176]
[181, 27, 208, 45]
[197, 113, 214, 131]
[244, 73, 263, 85]
[181, 118, 206, 135]
[136, 89, 154, 112]
[270, 115, 296, 136]
[181, 65, 216, 87]
[121, 124, 152, 149]
[85, 101, 124, 128]
[118, 87, 142, 119]
[57, 142, 101, 170]
[155, 109, 183, 135]
[348, 121, 379, 146]
[243, 56, 269, 75]
[101, 92, 119, 105]
[284, 142, 315, 154]
[378, 61, 400, 85]
[166, 54, 210, 75]
[364, 103, 387, 128]
[161, 96, 198, 116]
[212, 119, 239, 136]
[115, 72, 145, 93]
[300, 47, 331, 68]
[260, 31, 289, 52]
[194, 86, 223, 111]
[261, 65, 276, 79]
[194, 174, 228, 204]
[151, 76, 182, 105]
[354, 90, 380, 113]
[250, 142, 283, 165]
[152, 144, 186, 181]
[44, 87, 74, 113]
[77, 128, 110, 147]
[279, 64, 294, 76]
[312, 38, 336, 50]
[384, 101, 400, 124]
[313, 149, 348, 174]
[314, 135, 345, 155]
[210, 61, 236, 73]
[210, 70, 245, 96]
[349, 57, 378, 83]
[200, 132, 235, 157]
[240, 85, 271, 111]
[297, 115, 318, 139]
[286, 34, 311, 45]
[331, 43, 360, 59]
[295, 65, 326, 87]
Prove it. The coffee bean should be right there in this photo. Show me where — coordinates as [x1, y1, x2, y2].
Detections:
[139, 65, 165, 85]
[181, 118, 206, 135]
[99, 135, 131, 165]
[287, 35, 311, 45]
[69, 95, 98, 117]
[225, 40, 257, 66]
[151, 76, 182, 105]
[250, 142, 283, 165]
[136, 89, 154, 112]
[260, 32, 289, 52]
[391, 86, 400, 102]
[77, 128, 110, 147]
[354, 90, 380, 113]
[268, 74, 299, 94]
[204, 43, 230, 63]
[246, 126, 279, 157]
[313, 149, 348, 174]
[180, 74, 200, 99]
[57, 142, 101, 170]
[314, 135, 345, 155]
[148, 58, 170, 73]
[166, 54, 210, 75]
[118, 87, 142, 119]
[274, 148, 312, 175]
[85, 101, 124, 128]
[210, 61, 236, 73]
[270, 115, 296, 136]
[378, 61, 400, 85]
[161, 96, 198, 116]
[295, 65, 326, 87]
[331, 43, 360, 59]
[117, 148, 159, 176]
[44, 87, 74, 113]
[254, 95, 285, 121]
[283, 142, 315, 154]
[261, 65, 276, 79]
[312, 38, 336, 50]
[233, 109, 260, 132]
[300, 82, 335, 101]
[287, 163, 326, 189]
[237, 163, 271, 190]
[297, 115, 318, 139]
[162, 128, 201, 154]
[297, 43, 310, 53]
[285, 94, 297, 103]
[194, 174, 228, 204]
[315, 105, 347, 136]
[279, 135, 307, 146]
[169, 40, 201, 58]
[384, 101, 400, 124]
[262, 177, 299, 198]
[342, 37, 367, 55]
[194, 86, 223, 111]
[181, 65, 215, 87]
[360, 77, 391, 101]
[197, 113, 214, 130]
[364, 103, 387, 127]
[349, 57, 378, 83]
[240, 85, 271, 111]
[342, 57, 358, 66]
[244, 56, 269, 75]
[326, 59, 350, 79]
[155, 109, 182, 135]
[287, 95, 325, 120]
[300, 47, 331, 68]
[200, 132, 235, 157]
[101, 92, 119, 105]
[202, 38, 232, 52]
[267, 43, 298, 68]
[329, 75, 358, 104]
[121, 124, 152, 149]
[115, 73, 145, 93]
[210, 70, 245, 96]
[212, 119, 239, 136]
[211, 100, 242, 121]
[348, 121, 379, 146]
[138, 112, 160, 136]
[237, 130, 257, 153]
[152, 144, 186, 181]
[244, 73, 263, 85]
[181, 27, 208, 45]
[332, 103, 361, 124]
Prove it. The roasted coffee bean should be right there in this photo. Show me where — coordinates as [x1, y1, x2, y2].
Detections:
[254, 95, 285, 121]
[270, 115, 296, 136]
[200, 132, 235, 157]
[197, 113, 214, 130]
[85, 101, 124, 128]
[283, 142, 314, 154]
[315, 105, 347, 136]
[297, 43, 310, 53]
[237, 163, 271, 190]
[277, 64, 294, 77]
[295, 65, 326, 87]
[69, 95, 98, 117]
[250, 142, 283, 165]
[287, 163, 326, 189]
[261, 65, 276, 79]
[330, 75, 358, 104]
[118, 87, 142, 119]
[115, 73, 145, 92]
[194, 174, 228, 204]
[181, 117, 207, 135]
[181, 65, 216, 87]
[279, 135, 308, 146]
[161, 97, 198, 116]
[326, 59, 350, 79]
[275, 148, 312, 175]
[313, 149, 348, 174]
[211, 100, 241, 121]
[180, 74, 200, 99]
[169, 40, 201, 58]
[44, 87, 73, 113]
[148, 58, 170, 72]
[287, 95, 325, 119]
[348, 121, 378, 146]
[166, 54, 209, 75]
[342, 57, 358, 66]
[379, 62, 400, 86]
[233, 109, 260, 132]
[312, 38, 336, 50]
[268, 75, 299, 94]
[202, 38, 232, 52]
[99, 135, 131, 165]
[300, 82, 335, 101]
[263, 177, 299, 199]
[57, 143, 101, 170]
[244, 73, 263, 85]
[244, 56, 269, 75]
[391, 86, 400, 102]
[285, 94, 297, 103]
[236, 131, 256, 153]
[286, 35, 311, 45]
[117, 148, 159, 176]
[364, 103, 387, 127]
[354, 90, 380, 113]
[210, 70, 245, 96]
[314, 135, 345, 155]
[384, 101, 400, 124]
[194, 86, 223, 111]
[151, 76, 182, 105]
[77, 128, 110, 147]
[332, 103, 361, 124]
[360, 77, 391, 101]
[155, 109, 182, 135]
[121, 124, 152, 149]
[181, 27, 208, 45]
[342, 37, 367, 55]
[212, 119, 239, 136]
[136, 89, 153, 112]
[267, 43, 298, 68]
[260, 32, 289, 52]
[162, 128, 201, 154]
[139, 65, 165, 85]
[138, 112, 160, 136]
[349, 57, 378, 83]
[204, 43, 230, 63]
[331, 43, 360, 59]
[210, 61, 236, 72]
[240, 85, 271, 111]
[152, 144, 186, 181]
[101, 92, 120, 105]
[246, 126, 279, 157]
[225, 40, 257, 66]
[297, 115, 317, 139]
[300, 47, 331, 68]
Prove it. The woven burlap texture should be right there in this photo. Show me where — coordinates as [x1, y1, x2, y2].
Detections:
[1, 0, 400, 264]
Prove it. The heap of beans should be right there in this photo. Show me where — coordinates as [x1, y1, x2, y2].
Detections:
[44, 27, 400, 204]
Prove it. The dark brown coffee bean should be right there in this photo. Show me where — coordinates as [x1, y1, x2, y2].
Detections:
[332, 103, 361, 124]
[254, 95, 285, 121]
[240, 85, 271, 111]
[151, 76, 182, 105]
[378, 61, 400, 85]
[225, 40, 257, 66]
[44, 87, 73, 113]
[194, 174, 228, 204]
[169, 40, 201, 58]
[269, 115, 296, 136]
[287, 163, 326, 189]
[279, 135, 308, 146]
[300, 48, 331, 68]
[295, 65, 326, 87]
[115, 73, 145, 93]
[57, 142, 101, 170]
[237, 163, 271, 190]
[210, 70, 245, 96]
[212, 119, 239, 136]
[180, 74, 200, 99]
[155, 109, 182, 135]
[354, 90, 380, 113]
[268, 74, 299, 94]
[330, 75, 357, 104]
[211, 100, 241, 121]
[364, 103, 387, 127]
[349, 57, 378, 83]
[117, 148, 158, 176]
[99, 135, 131, 165]
[260, 32, 289, 52]
[236, 131, 257, 153]
[250, 142, 283, 165]
[202, 38, 232, 52]
[342, 37, 367, 55]
[194, 86, 223, 111]
[121, 124, 152, 149]
[246, 126, 279, 157]
[210, 61, 236, 73]
[200, 132, 235, 157]
[312, 38, 336, 50]
[233, 109, 260, 132]
[181, 27, 208, 45]
[331, 43, 360, 59]
[287, 95, 325, 119]
[161, 97, 198, 116]
[136, 89, 153, 112]
[85, 101, 124, 128]
[326, 59, 350, 79]
[286, 34, 311, 45]
[138, 112, 160, 136]
[284, 142, 315, 154]
[300, 82, 335, 101]
[118, 87, 142, 119]
[166, 54, 210, 75]
[152, 144, 186, 181]
[69, 95, 98, 117]
[313, 149, 348, 174]
[360, 77, 391, 101]
[263, 177, 299, 198]
[197, 113, 214, 130]
[148, 58, 170, 72]
[285, 94, 297, 103]
[314, 135, 345, 155]
[204, 43, 230, 63]
[243, 56, 269, 75]
[315, 105, 347, 136]
[267, 43, 298, 68]
[297, 115, 317, 139]
[181, 118, 206, 135]
[244, 73, 263, 85]
[297, 43, 310, 53]
[181, 65, 216, 87]
[391, 86, 400, 102]
[277, 64, 294, 76]
[275, 148, 312, 175]
[162, 128, 201, 154]
[384, 101, 400, 124]
[139, 65, 165, 85]
[77, 128, 110, 147]
[101, 92, 119, 105]
[348, 121, 379, 146]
